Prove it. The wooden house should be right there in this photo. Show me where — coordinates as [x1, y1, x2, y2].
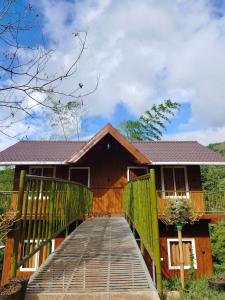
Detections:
[0, 123, 225, 282]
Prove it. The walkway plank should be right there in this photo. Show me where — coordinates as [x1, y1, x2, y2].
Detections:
[26, 217, 160, 299]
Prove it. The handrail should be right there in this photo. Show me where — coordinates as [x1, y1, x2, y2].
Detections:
[123, 169, 163, 295]
[127, 173, 150, 182]
[10, 170, 93, 277]
[26, 174, 90, 189]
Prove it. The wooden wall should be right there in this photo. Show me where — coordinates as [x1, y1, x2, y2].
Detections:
[159, 220, 213, 279]
[75, 134, 146, 215]
[13, 155, 203, 216]
[1, 233, 65, 284]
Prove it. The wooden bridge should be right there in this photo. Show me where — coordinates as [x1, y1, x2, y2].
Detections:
[25, 217, 160, 299]
[2, 170, 163, 299]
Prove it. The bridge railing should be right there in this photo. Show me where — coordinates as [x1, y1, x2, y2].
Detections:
[10, 170, 93, 278]
[123, 169, 163, 295]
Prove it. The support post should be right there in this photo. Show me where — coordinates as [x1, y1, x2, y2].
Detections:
[10, 170, 26, 278]
[177, 225, 185, 289]
[150, 169, 163, 295]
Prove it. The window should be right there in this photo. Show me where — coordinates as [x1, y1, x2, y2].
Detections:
[20, 240, 55, 272]
[29, 166, 55, 177]
[69, 167, 90, 187]
[127, 166, 148, 181]
[167, 238, 197, 270]
[28, 166, 56, 200]
[161, 166, 189, 198]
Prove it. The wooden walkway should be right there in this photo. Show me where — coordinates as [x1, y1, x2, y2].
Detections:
[26, 217, 160, 300]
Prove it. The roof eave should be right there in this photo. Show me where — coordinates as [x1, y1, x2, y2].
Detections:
[150, 161, 225, 165]
[0, 161, 67, 166]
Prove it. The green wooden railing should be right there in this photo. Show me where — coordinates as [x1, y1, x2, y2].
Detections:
[10, 170, 93, 277]
[123, 169, 163, 295]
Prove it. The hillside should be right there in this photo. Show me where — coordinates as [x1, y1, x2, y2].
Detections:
[208, 142, 225, 157]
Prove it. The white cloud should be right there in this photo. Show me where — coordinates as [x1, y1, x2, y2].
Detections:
[164, 126, 225, 145]
[1, 0, 225, 148]
[37, 0, 225, 125]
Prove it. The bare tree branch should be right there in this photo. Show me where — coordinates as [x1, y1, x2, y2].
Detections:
[0, 1, 96, 141]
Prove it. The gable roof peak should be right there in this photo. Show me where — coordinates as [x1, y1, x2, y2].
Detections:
[67, 123, 149, 164]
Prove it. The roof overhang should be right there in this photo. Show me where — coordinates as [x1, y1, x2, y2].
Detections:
[0, 161, 67, 166]
[68, 123, 150, 164]
[150, 161, 225, 165]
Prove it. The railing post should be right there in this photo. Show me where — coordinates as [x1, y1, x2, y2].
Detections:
[47, 180, 55, 255]
[10, 170, 26, 278]
[150, 169, 163, 295]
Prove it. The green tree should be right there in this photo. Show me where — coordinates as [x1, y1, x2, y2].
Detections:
[119, 100, 180, 140]
[210, 221, 225, 266]
[201, 166, 225, 191]
[0, 167, 14, 191]
[201, 142, 225, 192]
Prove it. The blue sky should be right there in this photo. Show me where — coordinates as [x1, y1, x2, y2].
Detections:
[0, 0, 225, 148]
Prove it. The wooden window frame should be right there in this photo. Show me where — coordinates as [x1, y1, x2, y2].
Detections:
[167, 238, 197, 270]
[20, 239, 55, 272]
[68, 167, 90, 188]
[29, 166, 56, 177]
[127, 166, 148, 182]
[161, 166, 189, 198]
[28, 166, 56, 200]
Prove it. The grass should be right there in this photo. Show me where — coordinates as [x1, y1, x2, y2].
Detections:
[163, 276, 225, 300]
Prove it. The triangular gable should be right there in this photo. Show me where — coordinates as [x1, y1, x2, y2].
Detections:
[67, 123, 150, 164]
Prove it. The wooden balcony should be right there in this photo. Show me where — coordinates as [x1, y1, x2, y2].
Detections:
[157, 190, 225, 219]
[3, 189, 225, 220]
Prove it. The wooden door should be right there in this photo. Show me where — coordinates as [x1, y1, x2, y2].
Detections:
[92, 187, 123, 215]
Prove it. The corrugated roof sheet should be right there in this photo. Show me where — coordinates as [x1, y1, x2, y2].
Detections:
[0, 140, 225, 165]
[133, 141, 225, 164]
[0, 141, 86, 163]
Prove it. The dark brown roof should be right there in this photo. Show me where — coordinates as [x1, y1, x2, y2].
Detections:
[0, 141, 86, 164]
[133, 141, 225, 164]
[0, 136, 225, 165]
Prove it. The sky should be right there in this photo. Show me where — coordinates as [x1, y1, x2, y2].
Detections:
[0, 0, 225, 149]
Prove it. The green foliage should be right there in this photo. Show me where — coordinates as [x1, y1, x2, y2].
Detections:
[164, 277, 225, 300]
[201, 166, 225, 192]
[187, 251, 196, 281]
[201, 142, 225, 192]
[181, 276, 225, 300]
[163, 278, 180, 291]
[208, 142, 225, 157]
[120, 99, 180, 140]
[0, 167, 14, 191]
[214, 263, 225, 274]
[210, 221, 225, 266]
